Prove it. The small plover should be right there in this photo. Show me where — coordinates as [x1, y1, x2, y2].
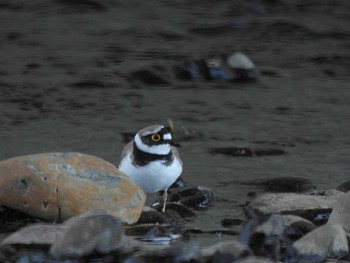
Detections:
[118, 125, 183, 212]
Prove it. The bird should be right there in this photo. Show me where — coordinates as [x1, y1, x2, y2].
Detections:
[118, 124, 183, 212]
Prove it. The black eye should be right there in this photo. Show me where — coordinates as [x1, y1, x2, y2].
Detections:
[151, 134, 161, 142]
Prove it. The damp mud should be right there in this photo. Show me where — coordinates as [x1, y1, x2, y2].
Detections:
[1, 0, 350, 247]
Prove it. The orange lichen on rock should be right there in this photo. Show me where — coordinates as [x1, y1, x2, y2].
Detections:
[0, 152, 146, 224]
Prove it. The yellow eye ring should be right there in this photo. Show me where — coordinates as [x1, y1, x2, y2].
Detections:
[151, 134, 161, 142]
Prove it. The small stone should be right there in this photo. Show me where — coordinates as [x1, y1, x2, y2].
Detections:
[172, 186, 215, 210]
[136, 206, 169, 225]
[226, 52, 259, 81]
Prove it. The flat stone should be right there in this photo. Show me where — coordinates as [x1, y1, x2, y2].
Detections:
[0, 152, 146, 224]
[247, 190, 344, 218]
[1, 224, 67, 246]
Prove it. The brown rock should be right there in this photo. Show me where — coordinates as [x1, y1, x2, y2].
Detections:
[0, 152, 146, 224]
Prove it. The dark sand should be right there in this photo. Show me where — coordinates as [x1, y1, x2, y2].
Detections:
[1, 0, 350, 245]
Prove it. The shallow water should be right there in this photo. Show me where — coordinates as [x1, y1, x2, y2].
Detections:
[1, 0, 350, 246]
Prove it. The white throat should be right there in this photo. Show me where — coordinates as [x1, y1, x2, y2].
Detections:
[134, 134, 171, 155]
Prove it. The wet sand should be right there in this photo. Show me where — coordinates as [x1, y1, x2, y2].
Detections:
[1, 0, 350, 245]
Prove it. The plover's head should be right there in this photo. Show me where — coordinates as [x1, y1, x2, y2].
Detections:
[134, 125, 178, 155]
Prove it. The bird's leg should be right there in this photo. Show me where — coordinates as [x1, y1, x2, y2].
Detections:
[162, 188, 168, 212]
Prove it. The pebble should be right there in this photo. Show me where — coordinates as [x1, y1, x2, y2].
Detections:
[0, 152, 146, 224]
[168, 186, 215, 210]
[226, 52, 258, 80]
[136, 206, 169, 225]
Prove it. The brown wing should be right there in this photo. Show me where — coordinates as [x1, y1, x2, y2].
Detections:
[120, 141, 133, 162]
[171, 146, 183, 165]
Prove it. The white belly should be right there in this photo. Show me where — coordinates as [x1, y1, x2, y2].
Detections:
[118, 153, 182, 193]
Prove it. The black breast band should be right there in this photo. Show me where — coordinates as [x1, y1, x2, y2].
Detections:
[133, 142, 173, 166]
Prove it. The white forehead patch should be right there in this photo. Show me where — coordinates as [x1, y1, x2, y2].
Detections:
[163, 133, 172, 141]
